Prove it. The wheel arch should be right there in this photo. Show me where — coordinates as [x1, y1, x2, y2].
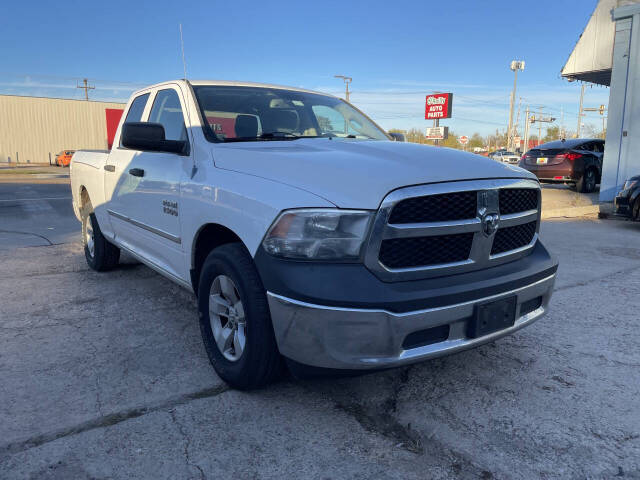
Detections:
[190, 223, 249, 294]
[78, 185, 93, 217]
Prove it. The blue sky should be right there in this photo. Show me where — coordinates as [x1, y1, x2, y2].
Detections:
[1, 0, 610, 137]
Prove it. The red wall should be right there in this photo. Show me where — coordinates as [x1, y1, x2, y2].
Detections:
[105, 108, 124, 149]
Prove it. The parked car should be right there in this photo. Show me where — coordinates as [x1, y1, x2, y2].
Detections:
[55, 150, 75, 167]
[493, 151, 520, 164]
[389, 132, 406, 142]
[488, 148, 507, 159]
[70, 80, 558, 389]
[519, 139, 604, 193]
[614, 175, 640, 219]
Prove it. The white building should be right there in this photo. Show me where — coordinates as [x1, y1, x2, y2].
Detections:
[562, 0, 640, 210]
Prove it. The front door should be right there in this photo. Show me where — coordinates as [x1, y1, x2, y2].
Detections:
[105, 86, 192, 279]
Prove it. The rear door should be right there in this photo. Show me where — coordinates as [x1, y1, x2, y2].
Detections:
[105, 85, 192, 279]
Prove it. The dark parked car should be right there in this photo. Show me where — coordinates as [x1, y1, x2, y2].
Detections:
[614, 175, 640, 220]
[519, 139, 604, 193]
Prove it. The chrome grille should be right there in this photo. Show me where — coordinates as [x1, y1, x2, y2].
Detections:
[364, 179, 541, 281]
[389, 191, 477, 224]
[379, 233, 474, 269]
[491, 221, 537, 255]
[499, 188, 538, 215]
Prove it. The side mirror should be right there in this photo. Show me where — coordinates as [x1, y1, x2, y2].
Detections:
[389, 132, 406, 142]
[121, 122, 187, 154]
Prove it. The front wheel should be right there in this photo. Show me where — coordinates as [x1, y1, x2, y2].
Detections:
[633, 197, 640, 222]
[197, 243, 281, 389]
[82, 212, 120, 271]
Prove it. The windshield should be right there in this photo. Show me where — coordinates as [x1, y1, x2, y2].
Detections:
[193, 85, 390, 142]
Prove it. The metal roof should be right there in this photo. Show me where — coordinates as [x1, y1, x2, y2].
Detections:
[561, 0, 619, 86]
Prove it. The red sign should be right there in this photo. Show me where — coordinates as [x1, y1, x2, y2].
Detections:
[105, 108, 124, 150]
[425, 93, 453, 120]
[458, 135, 469, 145]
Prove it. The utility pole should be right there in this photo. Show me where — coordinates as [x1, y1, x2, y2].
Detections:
[334, 75, 352, 103]
[538, 106, 543, 143]
[507, 60, 525, 150]
[560, 106, 564, 139]
[514, 97, 522, 149]
[523, 106, 530, 154]
[576, 83, 585, 138]
[76, 78, 95, 101]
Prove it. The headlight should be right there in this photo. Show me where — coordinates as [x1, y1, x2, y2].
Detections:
[262, 209, 373, 260]
[624, 179, 638, 190]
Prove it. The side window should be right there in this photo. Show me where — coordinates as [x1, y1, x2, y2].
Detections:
[124, 93, 149, 123]
[580, 142, 594, 152]
[148, 89, 188, 141]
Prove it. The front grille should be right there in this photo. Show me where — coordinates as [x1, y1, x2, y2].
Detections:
[379, 233, 473, 269]
[389, 191, 477, 224]
[499, 188, 538, 215]
[491, 221, 536, 255]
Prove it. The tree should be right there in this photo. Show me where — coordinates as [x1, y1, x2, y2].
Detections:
[468, 133, 484, 150]
[543, 126, 561, 143]
[403, 128, 428, 144]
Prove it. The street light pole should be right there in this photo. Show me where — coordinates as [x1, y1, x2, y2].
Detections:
[334, 75, 352, 102]
[507, 60, 525, 150]
[577, 83, 585, 138]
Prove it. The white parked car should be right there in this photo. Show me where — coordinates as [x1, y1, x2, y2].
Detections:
[70, 80, 558, 389]
[494, 151, 521, 164]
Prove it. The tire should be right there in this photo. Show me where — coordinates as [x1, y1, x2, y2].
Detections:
[577, 168, 597, 193]
[82, 212, 120, 271]
[633, 197, 640, 222]
[197, 243, 281, 389]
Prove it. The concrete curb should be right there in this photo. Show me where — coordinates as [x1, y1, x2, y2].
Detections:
[541, 205, 599, 219]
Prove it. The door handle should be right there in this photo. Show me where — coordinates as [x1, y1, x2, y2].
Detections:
[129, 168, 145, 177]
[104, 165, 115, 172]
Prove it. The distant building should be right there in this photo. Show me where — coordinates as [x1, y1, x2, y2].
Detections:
[562, 0, 640, 209]
[0, 95, 124, 164]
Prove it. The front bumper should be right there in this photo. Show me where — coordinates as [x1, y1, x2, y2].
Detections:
[267, 273, 555, 369]
[614, 191, 631, 216]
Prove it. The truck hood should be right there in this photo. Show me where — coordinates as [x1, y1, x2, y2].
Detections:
[212, 139, 536, 208]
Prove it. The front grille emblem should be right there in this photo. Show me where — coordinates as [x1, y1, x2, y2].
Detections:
[481, 213, 500, 236]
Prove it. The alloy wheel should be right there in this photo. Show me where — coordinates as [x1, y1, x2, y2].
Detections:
[585, 170, 596, 192]
[85, 220, 95, 258]
[209, 275, 246, 362]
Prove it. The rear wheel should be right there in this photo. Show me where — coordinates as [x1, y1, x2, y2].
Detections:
[197, 243, 281, 389]
[82, 212, 120, 271]
[577, 168, 597, 193]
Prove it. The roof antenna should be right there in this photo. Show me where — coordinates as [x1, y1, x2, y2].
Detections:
[179, 23, 188, 80]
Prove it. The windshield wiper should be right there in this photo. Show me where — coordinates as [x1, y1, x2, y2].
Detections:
[223, 132, 302, 142]
[259, 132, 301, 139]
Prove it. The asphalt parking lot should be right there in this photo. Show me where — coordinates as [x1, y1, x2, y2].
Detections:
[1, 176, 638, 479]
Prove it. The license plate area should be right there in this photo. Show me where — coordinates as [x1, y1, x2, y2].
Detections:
[467, 296, 517, 338]
[536, 157, 548, 164]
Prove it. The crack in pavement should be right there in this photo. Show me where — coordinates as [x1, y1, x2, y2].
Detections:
[332, 367, 423, 454]
[0, 229, 53, 246]
[554, 264, 640, 293]
[0, 384, 230, 456]
[170, 409, 206, 480]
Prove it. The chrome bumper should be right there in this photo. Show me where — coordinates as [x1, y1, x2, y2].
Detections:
[267, 273, 556, 369]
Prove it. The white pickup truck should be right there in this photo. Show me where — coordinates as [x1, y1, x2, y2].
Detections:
[71, 80, 558, 389]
